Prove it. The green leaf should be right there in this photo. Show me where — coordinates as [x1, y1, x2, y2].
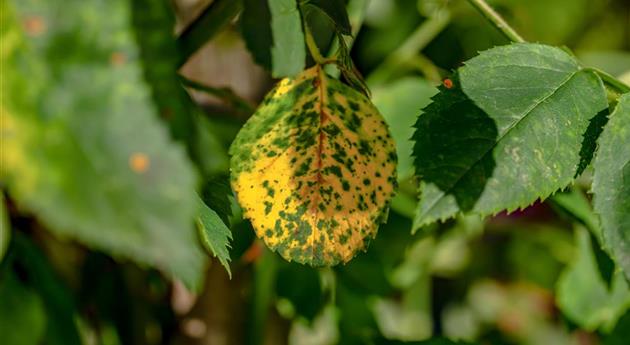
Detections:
[131, 0, 199, 155]
[176, 0, 243, 66]
[269, 0, 306, 77]
[1, 0, 206, 290]
[201, 174, 234, 226]
[551, 189, 601, 241]
[197, 197, 233, 277]
[0, 270, 47, 345]
[0, 194, 9, 263]
[241, 0, 273, 70]
[593, 93, 630, 280]
[372, 77, 438, 181]
[7, 235, 82, 345]
[412, 43, 608, 229]
[556, 227, 630, 331]
[303, 0, 352, 35]
[229, 66, 397, 266]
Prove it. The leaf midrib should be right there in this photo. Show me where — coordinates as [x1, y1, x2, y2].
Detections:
[418, 69, 581, 224]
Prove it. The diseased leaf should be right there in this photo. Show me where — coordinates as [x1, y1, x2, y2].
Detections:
[230, 66, 397, 265]
[412, 43, 608, 229]
[269, 0, 306, 77]
[0, 0, 205, 290]
[197, 197, 233, 277]
[556, 227, 630, 332]
[593, 93, 630, 280]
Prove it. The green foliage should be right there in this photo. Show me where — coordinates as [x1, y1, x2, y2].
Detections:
[2, 0, 630, 343]
[269, 0, 306, 77]
[556, 227, 630, 331]
[593, 93, 630, 280]
[372, 77, 438, 181]
[197, 197, 233, 277]
[0, 270, 47, 345]
[0, 195, 9, 263]
[1, 0, 206, 289]
[413, 43, 608, 229]
[302, 0, 352, 35]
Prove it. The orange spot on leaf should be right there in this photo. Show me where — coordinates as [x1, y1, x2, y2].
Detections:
[443, 78, 453, 89]
[110, 52, 127, 66]
[129, 153, 150, 173]
[23, 16, 46, 36]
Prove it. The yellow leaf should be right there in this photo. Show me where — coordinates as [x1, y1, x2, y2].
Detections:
[230, 66, 397, 266]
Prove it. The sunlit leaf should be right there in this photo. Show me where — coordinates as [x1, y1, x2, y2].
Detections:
[593, 93, 630, 280]
[413, 43, 608, 229]
[0, 0, 205, 290]
[230, 66, 397, 265]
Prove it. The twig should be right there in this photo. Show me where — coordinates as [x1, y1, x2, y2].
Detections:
[179, 75, 255, 115]
[466, 0, 525, 43]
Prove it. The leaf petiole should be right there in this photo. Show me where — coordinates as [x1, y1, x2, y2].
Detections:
[586, 67, 630, 95]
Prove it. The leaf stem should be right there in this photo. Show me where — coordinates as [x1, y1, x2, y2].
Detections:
[466, 0, 524, 43]
[303, 20, 336, 66]
[179, 75, 255, 114]
[586, 68, 630, 94]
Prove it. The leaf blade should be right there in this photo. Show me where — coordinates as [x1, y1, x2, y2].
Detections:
[1, 0, 206, 290]
[230, 66, 397, 265]
[197, 197, 233, 277]
[269, 0, 306, 77]
[593, 93, 630, 280]
[412, 43, 608, 229]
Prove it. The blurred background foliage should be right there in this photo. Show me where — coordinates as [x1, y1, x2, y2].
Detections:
[1, 0, 629, 345]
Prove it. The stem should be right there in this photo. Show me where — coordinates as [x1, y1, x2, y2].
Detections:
[179, 75, 255, 114]
[466, 0, 524, 43]
[303, 22, 336, 65]
[587, 68, 630, 94]
[467, 0, 630, 97]
[367, 9, 450, 86]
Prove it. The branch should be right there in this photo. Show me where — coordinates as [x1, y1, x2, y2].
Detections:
[466, 0, 524, 43]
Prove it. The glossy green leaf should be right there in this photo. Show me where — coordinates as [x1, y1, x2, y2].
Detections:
[269, 0, 306, 77]
[413, 43, 608, 229]
[197, 197, 233, 277]
[593, 93, 630, 280]
[230, 66, 397, 265]
[1, 0, 205, 290]
[556, 227, 630, 331]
